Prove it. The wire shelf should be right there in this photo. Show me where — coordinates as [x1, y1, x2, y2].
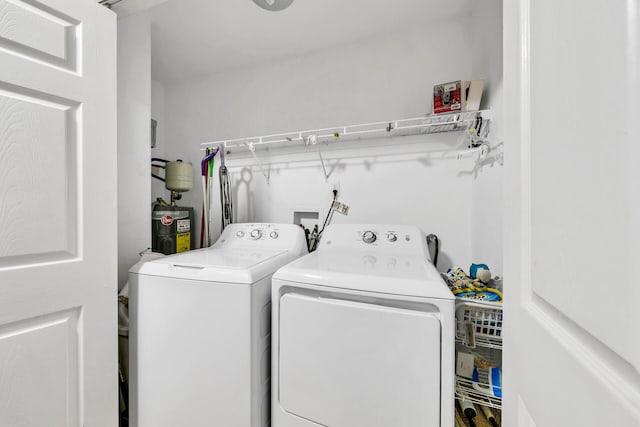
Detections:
[199, 110, 500, 182]
[455, 338, 502, 410]
[200, 110, 490, 151]
[455, 374, 502, 410]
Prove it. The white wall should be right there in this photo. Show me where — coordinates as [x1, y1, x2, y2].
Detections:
[160, 14, 503, 272]
[112, 0, 169, 18]
[117, 14, 151, 288]
[151, 79, 167, 201]
[470, 0, 503, 275]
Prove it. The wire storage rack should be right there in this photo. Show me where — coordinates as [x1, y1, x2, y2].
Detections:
[200, 110, 501, 182]
[455, 299, 503, 410]
[201, 110, 491, 152]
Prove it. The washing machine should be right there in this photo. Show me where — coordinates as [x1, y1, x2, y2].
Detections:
[129, 223, 307, 427]
[271, 224, 455, 427]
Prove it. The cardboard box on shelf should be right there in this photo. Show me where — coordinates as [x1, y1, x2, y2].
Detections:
[433, 80, 484, 114]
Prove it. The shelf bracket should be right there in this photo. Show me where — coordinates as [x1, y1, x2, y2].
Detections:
[318, 151, 331, 180]
[317, 149, 340, 181]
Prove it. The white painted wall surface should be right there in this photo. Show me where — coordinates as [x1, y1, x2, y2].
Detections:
[470, 0, 503, 275]
[151, 79, 168, 202]
[111, 0, 170, 18]
[160, 15, 503, 271]
[118, 14, 151, 289]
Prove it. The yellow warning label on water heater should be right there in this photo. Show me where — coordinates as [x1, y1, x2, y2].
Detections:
[176, 232, 191, 253]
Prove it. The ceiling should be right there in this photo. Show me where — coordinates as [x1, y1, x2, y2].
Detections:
[134, 0, 474, 84]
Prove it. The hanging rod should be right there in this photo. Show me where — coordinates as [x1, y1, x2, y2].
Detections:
[200, 110, 490, 151]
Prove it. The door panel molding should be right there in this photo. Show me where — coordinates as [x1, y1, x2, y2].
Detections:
[525, 0, 635, 369]
[0, 0, 80, 72]
[525, 295, 640, 417]
[0, 307, 82, 426]
[515, 0, 640, 420]
[0, 80, 80, 269]
[0, 0, 116, 425]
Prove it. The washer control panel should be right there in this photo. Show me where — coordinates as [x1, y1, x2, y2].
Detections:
[215, 223, 306, 252]
[230, 226, 281, 240]
[362, 231, 377, 244]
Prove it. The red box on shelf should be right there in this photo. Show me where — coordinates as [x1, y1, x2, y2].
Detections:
[433, 80, 484, 114]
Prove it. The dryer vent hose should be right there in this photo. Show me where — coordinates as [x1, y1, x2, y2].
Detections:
[426, 234, 439, 268]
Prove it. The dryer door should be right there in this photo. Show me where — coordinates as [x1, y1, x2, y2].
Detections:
[279, 293, 441, 427]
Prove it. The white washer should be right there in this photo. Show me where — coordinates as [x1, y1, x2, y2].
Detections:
[129, 223, 307, 427]
[271, 224, 455, 427]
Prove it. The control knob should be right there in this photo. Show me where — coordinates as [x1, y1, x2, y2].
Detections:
[362, 231, 377, 244]
[250, 229, 262, 240]
[236, 231, 245, 238]
[270, 231, 279, 239]
[387, 232, 398, 242]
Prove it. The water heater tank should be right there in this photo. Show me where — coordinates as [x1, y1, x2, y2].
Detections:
[152, 205, 195, 255]
[165, 161, 193, 192]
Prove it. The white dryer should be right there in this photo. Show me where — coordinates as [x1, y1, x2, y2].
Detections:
[129, 223, 306, 427]
[271, 224, 455, 427]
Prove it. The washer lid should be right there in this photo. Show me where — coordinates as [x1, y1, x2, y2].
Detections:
[273, 250, 454, 300]
[131, 247, 291, 284]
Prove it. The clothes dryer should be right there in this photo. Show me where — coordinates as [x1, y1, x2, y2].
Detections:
[129, 223, 307, 427]
[271, 224, 455, 427]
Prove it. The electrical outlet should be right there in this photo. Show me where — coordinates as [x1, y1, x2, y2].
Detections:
[330, 181, 340, 194]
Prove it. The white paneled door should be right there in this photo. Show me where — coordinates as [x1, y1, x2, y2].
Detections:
[504, 0, 640, 426]
[0, 0, 117, 426]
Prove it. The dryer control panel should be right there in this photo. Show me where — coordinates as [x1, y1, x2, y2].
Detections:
[214, 223, 307, 253]
[319, 224, 429, 257]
